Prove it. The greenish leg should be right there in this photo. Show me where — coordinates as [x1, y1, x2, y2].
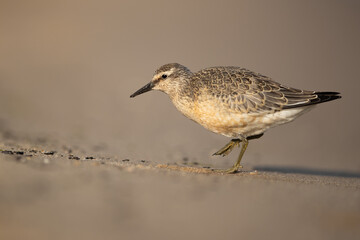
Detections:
[212, 139, 241, 156]
[213, 138, 249, 174]
[212, 133, 263, 157]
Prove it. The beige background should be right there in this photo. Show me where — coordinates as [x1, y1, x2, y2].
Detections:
[0, 1, 360, 239]
[1, 0, 359, 171]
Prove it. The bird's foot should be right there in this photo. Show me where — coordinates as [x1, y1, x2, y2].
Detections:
[212, 164, 243, 174]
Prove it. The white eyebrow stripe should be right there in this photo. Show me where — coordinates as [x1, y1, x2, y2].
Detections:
[153, 69, 174, 80]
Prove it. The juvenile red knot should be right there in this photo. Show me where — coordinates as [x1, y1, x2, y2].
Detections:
[130, 63, 341, 173]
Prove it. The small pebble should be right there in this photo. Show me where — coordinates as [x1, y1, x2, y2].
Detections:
[1, 150, 24, 155]
[43, 158, 50, 164]
[68, 155, 80, 160]
[44, 151, 56, 155]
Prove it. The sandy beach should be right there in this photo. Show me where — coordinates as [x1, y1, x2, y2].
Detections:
[1, 1, 360, 239]
[1, 128, 360, 240]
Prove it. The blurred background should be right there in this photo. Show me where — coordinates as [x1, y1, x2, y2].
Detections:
[1, 0, 359, 170]
[1, 1, 360, 240]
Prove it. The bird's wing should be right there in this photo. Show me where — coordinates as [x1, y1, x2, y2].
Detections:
[196, 67, 337, 114]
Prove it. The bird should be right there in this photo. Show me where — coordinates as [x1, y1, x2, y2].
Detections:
[130, 63, 341, 173]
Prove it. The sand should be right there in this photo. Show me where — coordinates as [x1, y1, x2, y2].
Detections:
[1, 128, 359, 240]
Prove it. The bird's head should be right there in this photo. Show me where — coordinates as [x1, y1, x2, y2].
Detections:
[130, 63, 192, 98]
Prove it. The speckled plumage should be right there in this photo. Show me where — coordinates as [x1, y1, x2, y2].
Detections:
[130, 63, 341, 173]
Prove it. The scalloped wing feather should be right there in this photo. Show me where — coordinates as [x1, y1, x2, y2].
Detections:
[194, 67, 325, 114]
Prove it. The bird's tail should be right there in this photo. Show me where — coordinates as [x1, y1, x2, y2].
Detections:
[282, 91, 341, 109]
[313, 92, 342, 105]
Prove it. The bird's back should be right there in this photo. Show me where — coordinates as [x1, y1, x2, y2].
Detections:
[189, 66, 340, 114]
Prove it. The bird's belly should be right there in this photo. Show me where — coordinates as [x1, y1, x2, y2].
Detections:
[189, 105, 313, 138]
[172, 95, 313, 138]
[193, 111, 267, 137]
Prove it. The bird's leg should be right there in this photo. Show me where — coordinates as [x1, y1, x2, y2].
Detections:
[212, 139, 241, 157]
[213, 138, 249, 174]
[212, 133, 262, 174]
[224, 138, 248, 173]
[212, 133, 263, 157]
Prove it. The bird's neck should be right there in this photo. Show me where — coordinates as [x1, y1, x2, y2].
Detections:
[167, 78, 196, 120]
[165, 74, 192, 99]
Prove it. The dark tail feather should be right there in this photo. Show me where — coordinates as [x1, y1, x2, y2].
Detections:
[283, 92, 341, 109]
[314, 92, 342, 104]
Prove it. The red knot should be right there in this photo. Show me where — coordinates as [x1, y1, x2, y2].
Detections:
[130, 63, 341, 173]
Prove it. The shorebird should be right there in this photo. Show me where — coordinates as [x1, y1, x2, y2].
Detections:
[130, 63, 341, 173]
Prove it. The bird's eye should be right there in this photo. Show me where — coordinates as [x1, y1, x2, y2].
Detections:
[162, 74, 167, 79]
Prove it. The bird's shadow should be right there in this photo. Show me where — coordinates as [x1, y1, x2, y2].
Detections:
[253, 165, 360, 178]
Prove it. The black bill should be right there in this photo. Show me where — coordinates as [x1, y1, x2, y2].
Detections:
[130, 82, 154, 98]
